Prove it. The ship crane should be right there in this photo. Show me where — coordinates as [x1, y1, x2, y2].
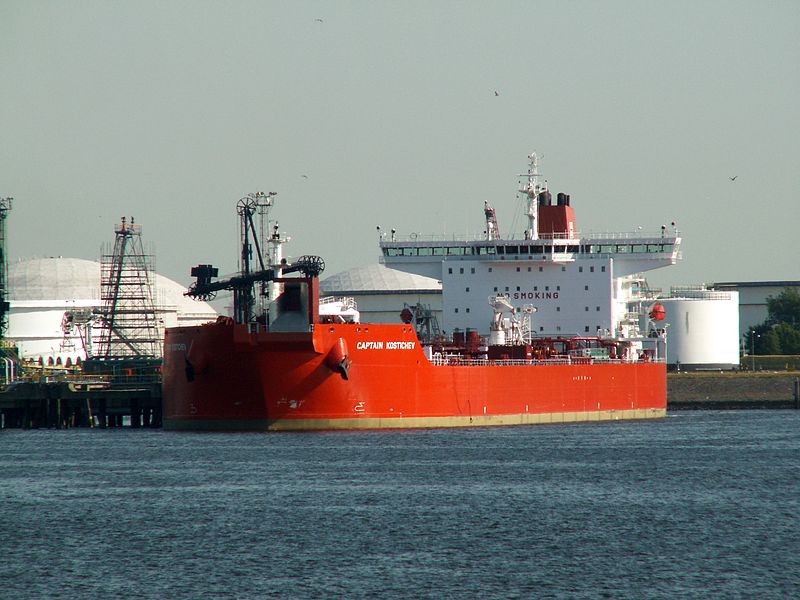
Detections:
[488, 295, 536, 346]
[186, 255, 325, 314]
[186, 191, 323, 325]
[484, 201, 501, 240]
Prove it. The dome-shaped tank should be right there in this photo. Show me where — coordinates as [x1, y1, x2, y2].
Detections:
[7, 257, 218, 363]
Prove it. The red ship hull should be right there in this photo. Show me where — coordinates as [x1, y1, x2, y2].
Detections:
[162, 320, 666, 431]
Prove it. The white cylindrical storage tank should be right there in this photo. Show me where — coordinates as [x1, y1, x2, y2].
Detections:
[660, 289, 740, 371]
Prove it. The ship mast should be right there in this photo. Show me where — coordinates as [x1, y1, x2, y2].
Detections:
[236, 192, 276, 323]
[519, 152, 546, 240]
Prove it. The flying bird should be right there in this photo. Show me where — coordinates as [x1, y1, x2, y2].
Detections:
[494, 90, 499, 96]
[315, 18, 323, 22]
[729, 176, 738, 181]
[301, 174, 309, 179]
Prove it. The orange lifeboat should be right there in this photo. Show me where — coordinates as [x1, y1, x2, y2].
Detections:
[648, 303, 666, 321]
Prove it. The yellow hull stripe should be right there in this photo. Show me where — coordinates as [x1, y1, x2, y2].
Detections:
[266, 408, 666, 431]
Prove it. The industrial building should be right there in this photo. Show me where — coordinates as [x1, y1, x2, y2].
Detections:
[712, 280, 800, 341]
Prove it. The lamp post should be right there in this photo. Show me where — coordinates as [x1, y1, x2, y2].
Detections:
[750, 330, 760, 371]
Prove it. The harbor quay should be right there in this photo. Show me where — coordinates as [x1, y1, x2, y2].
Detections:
[667, 371, 800, 410]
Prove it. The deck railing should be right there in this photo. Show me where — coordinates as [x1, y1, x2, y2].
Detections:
[429, 355, 664, 367]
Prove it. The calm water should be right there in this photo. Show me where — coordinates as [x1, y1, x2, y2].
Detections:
[1, 411, 798, 599]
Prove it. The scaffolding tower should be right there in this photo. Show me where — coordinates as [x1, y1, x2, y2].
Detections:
[0, 197, 11, 338]
[95, 217, 162, 359]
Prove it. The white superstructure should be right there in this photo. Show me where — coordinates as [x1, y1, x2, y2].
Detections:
[380, 153, 681, 340]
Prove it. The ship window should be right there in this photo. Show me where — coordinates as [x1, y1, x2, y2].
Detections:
[488, 267, 493, 272]
[471, 267, 475, 274]
[538, 267, 543, 272]
[632, 244, 647, 253]
[579, 266, 583, 273]
[545, 286, 549, 291]
[534, 286, 538, 291]
[557, 326, 562, 332]
[516, 286, 520, 291]
[493, 287, 498, 292]
[585, 306, 589, 311]
[459, 267, 464, 274]
[448, 247, 465, 255]
[402, 247, 417, 256]
[556, 286, 560, 291]
[540, 326, 544, 332]
[532, 245, 544, 253]
[585, 326, 590, 332]
[466, 308, 470, 313]
[433, 247, 446, 256]
[505, 287, 509, 292]
[454, 308, 459, 313]
[601, 266, 606, 272]
[561, 266, 566, 272]
[505, 246, 519, 254]
[568, 245, 579, 253]
[448, 268, 453, 274]
[585, 285, 589, 291]
[556, 306, 560, 312]
[466, 287, 470, 292]
[590, 266, 595, 273]
[516, 267, 520, 272]
[418, 247, 432, 256]
[527, 267, 531, 272]
[596, 306, 600, 311]
[496, 246, 505, 254]
[519, 245, 529, 253]
[555, 245, 566, 253]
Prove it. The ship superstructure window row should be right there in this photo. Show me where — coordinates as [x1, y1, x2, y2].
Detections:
[449, 262, 606, 278]
[382, 242, 675, 258]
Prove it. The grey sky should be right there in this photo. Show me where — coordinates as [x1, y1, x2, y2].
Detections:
[2, 1, 798, 295]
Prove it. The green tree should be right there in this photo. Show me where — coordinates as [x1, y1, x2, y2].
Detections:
[774, 323, 800, 354]
[760, 328, 782, 354]
[767, 287, 800, 326]
[747, 287, 800, 355]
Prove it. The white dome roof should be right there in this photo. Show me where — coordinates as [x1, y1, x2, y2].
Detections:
[8, 257, 216, 316]
[321, 263, 441, 294]
[9, 257, 101, 301]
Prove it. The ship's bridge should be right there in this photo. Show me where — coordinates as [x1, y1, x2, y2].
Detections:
[381, 231, 680, 264]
